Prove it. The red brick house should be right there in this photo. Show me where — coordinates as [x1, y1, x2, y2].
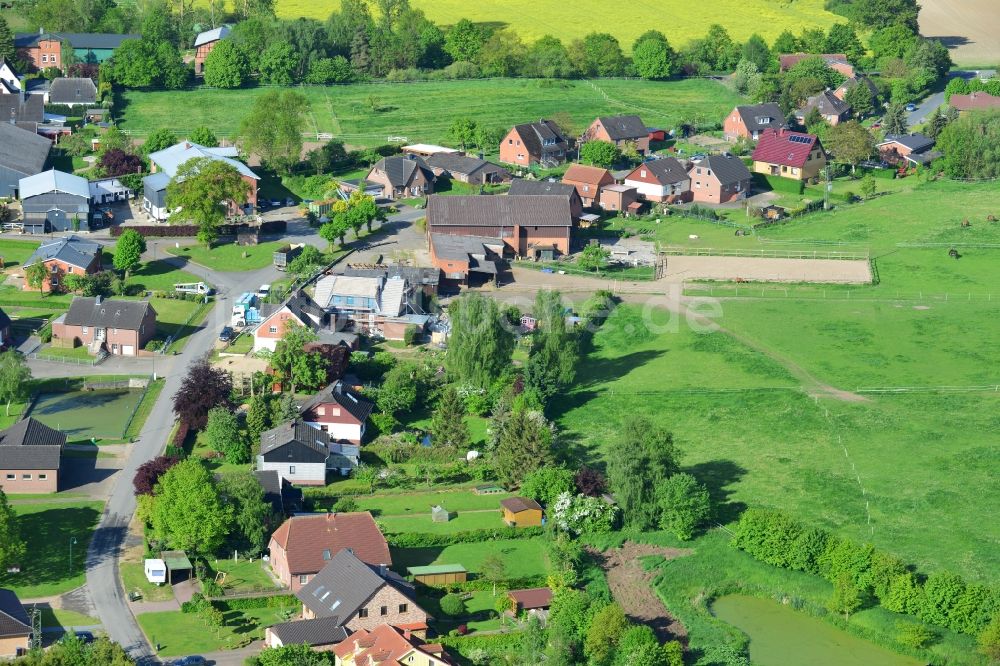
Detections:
[598, 184, 640, 214]
[21, 236, 101, 293]
[428, 234, 509, 285]
[0, 418, 64, 495]
[499, 119, 569, 167]
[267, 512, 390, 592]
[688, 154, 753, 204]
[51, 296, 156, 356]
[365, 156, 434, 200]
[623, 157, 691, 203]
[722, 103, 787, 141]
[751, 128, 827, 181]
[779, 53, 855, 78]
[876, 133, 939, 166]
[253, 292, 327, 352]
[426, 194, 573, 258]
[0, 589, 32, 657]
[193, 26, 230, 75]
[561, 164, 613, 207]
[581, 115, 650, 155]
[332, 625, 452, 665]
[949, 91, 1000, 114]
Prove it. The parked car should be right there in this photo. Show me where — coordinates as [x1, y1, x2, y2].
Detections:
[286, 197, 295, 206]
[905, 103, 917, 112]
[258, 284, 271, 298]
[270, 199, 282, 207]
[219, 326, 233, 342]
[172, 657, 207, 666]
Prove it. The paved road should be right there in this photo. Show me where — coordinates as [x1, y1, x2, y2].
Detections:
[81, 211, 418, 664]
[906, 70, 978, 126]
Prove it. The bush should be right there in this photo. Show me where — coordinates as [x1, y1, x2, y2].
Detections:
[896, 621, 936, 649]
[181, 593, 208, 613]
[387, 526, 543, 548]
[214, 594, 297, 611]
[38, 323, 52, 343]
[440, 593, 466, 616]
[403, 324, 419, 346]
[332, 497, 359, 512]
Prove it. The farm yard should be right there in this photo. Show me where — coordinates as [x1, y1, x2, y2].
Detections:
[266, 0, 842, 49]
[118, 78, 743, 144]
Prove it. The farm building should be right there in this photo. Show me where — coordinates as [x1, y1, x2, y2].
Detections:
[407, 564, 468, 585]
[500, 497, 543, 527]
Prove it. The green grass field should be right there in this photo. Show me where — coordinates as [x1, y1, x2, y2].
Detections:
[166, 240, 290, 272]
[120, 562, 175, 603]
[268, 0, 840, 51]
[38, 607, 99, 630]
[0, 501, 104, 598]
[126, 260, 201, 293]
[378, 510, 501, 534]
[27, 388, 145, 442]
[139, 603, 296, 656]
[212, 558, 281, 592]
[119, 78, 743, 145]
[391, 537, 548, 580]
[0, 239, 40, 268]
[355, 488, 512, 515]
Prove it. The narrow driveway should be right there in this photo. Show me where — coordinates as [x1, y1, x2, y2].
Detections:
[907, 70, 977, 125]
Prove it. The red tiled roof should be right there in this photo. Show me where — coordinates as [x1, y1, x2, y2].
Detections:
[751, 128, 820, 169]
[269, 512, 390, 575]
[335, 624, 453, 666]
[949, 92, 1000, 111]
[509, 587, 553, 610]
[562, 163, 612, 186]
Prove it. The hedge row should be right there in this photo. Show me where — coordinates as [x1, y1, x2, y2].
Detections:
[110, 220, 287, 238]
[752, 172, 805, 195]
[732, 508, 999, 636]
[212, 594, 297, 611]
[388, 526, 544, 548]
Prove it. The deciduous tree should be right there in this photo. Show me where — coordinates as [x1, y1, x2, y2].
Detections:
[448, 117, 477, 151]
[577, 243, 610, 274]
[0, 488, 24, 572]
[113, 228, 146, 278]
[579, 141, 620, 168]
[524, 290, 578, 403]
[446, 292, 514, 389]
[631, 31, 676, 80]
[658, 472, 712, 540]
[204, 40, 250, 88]
[173, 358, 233, 430]
[189, 126, 219, 147]
[828, 572, 865, 620]
[251, 643, 334, 666]
[570, 32, 627, 77]
[98, 149, 144, 178]
[218, 471, 273, 554]
[239, 90, 310, 173]
[143, 128, 178, 155]
[132, 456, 179, 495]
[826, 120, 874, 172]
[584, 603, 630, 665]
[937, 110, 1000, 180]
[25, 261, 48, 294]
[520, 467, 575, 508]
[205, 407, 250, 464]
[150, 459, 232, 554]
[166, 157, 250, 247]
[607, 416, 681, 530]
[0, 351, 30, 417]
[269, 323, 321, 394]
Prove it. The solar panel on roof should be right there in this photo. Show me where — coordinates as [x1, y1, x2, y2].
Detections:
[788, 135, 812, 144]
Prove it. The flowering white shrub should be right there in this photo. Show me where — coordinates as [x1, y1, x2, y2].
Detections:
[551, 491, 619, 535]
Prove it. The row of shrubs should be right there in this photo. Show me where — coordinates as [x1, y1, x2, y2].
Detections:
[388, 526, 544, 548]
[732, 508, 998, 636]
[110, 220, 288, 238]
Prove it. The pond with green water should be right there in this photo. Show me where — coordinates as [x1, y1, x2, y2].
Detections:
[711, 595, 922, 666]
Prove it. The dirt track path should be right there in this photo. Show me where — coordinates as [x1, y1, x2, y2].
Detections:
[592, 542, 692, 643]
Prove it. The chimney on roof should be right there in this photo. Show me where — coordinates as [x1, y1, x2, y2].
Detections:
[326, 511, 334, 521]
[379, 563, 387, 577]
[39, 27, 44, 35]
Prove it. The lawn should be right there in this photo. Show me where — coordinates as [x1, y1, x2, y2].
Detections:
[0, 239, 40, 267]
[120, 562, 175, 603]
[416, 589, 503, 634]
[391, 537, 548, 580]
[268, 0, 841, 50]
[165, 240, 291, 272]
[354, 488, 512, 515]
[27, 386, 146, 443]
[377, 510, 501, 535]
[149, 297, 215, 353]
[211, 558, 280, 593]
[190, 430, 252, 476]
[36, 344, 95, 362]
[0, 501, 104, 598]
[119, 78, 743, 145]
[38, 607, 99, 629]
[224, 333, 254, 354]
[138, 607, 271, 657]
[125, 260, 201, 293]
[0, 285, 73, 308]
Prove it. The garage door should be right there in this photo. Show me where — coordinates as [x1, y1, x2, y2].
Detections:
[122, 345, 135, 356]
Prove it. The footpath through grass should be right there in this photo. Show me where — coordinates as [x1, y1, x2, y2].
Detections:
[120, 78, 743, 145]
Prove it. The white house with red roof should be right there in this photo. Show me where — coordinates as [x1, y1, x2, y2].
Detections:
[299, 381, 374, 445]
[751, 128, 827, 181]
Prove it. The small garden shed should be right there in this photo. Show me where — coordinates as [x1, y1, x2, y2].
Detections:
[160, 550, 193, 584]
[407, 564, 468, 585]
[431, 505, 450, 522]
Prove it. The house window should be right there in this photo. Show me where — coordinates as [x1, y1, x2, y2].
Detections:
[380, 605, 388, 616]
[318, 406, 325, 415]
[41, 54, 48, 63]
[346, 297, 355, 305]
[640, 170, 646, 177]
[5, 474, 13, 480]
[21, 474, 30, 480]
[82, 326, 88, 334]
[792, 168, 799, 175]
[507, 139, 512, 144]
[39, 473, 47, 480]
[289, 465, 296, 474]
[696, 168, 702, 175]
[51, 265, 58, 272]
[299, 575, 308, 584]
[269, 326, 278, 333]
[398, 603, 408, 613]
[358, 608, 368, 619]
[583, 185, 589, 192]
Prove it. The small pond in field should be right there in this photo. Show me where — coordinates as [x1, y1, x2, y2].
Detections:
[711, 595, 922, 666]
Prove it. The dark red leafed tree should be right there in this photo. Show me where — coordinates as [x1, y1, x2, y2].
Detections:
[575, 466, 607, 497]
[97, 149, 144, 177]
[173, 359, 233, 430]
[133, 456, 179, 495]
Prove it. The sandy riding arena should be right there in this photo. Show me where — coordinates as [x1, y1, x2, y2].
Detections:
[663, 256, 873, 284]
[919, 0, 1000, 65]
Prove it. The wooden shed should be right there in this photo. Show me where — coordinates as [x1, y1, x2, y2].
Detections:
[407, 564, 468, 586]
[500, 497, 543, 528]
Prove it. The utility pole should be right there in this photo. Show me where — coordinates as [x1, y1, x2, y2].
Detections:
[823, 164, 833, 211]
[69, 536, 77, 573]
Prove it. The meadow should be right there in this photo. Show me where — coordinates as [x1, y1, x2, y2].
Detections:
[118, 78, 743, 144]
[267, 0, 841, 51]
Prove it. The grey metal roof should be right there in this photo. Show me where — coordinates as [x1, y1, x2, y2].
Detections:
[63, 296, 155, 330]
[299, 382, 374, 425]
[0, 122, 50, 176]
[508, 179, 576, 198]
[268, 616, 348, 647]
[428, 194, 572, 228]
[426, 153, 508, 179]
[148, 142, 259, 180]
[19, 169, 90, 199]
[0, 589, 31, 638]
[628, 157, 689, 185]
[880, 133, 935, 153]
[253, 469, 302, 514]
[48, 78, 97, 105]
[142, 171, 170, 192]
[24, 236, 100, 270]
[296, 549, 393, 621]
[691, 154, 752, 186]
[0, 418, 65, 471]
[800, 90, 851, 118]
[15, 32, 139, 50]
[370, 156, 432, 187]
[735, 103, 787, 134]
[429, 233, 506, 262]
[194, 25, 230, 47]
[260, 420, 330, 458]
[596, 115, 647, 141]
[0, 93, 43, 124]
